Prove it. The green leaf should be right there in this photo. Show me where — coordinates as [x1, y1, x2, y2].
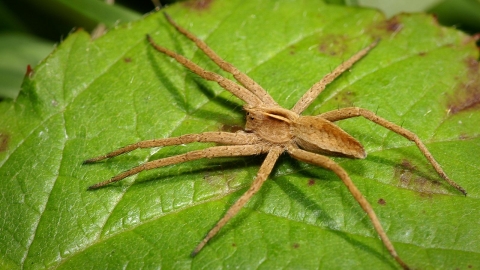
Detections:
[1, 0, 479, 269]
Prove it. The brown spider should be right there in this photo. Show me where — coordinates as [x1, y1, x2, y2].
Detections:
[84, 12, 466, 270]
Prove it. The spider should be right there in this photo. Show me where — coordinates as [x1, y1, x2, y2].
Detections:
[84, 12, 466, 270]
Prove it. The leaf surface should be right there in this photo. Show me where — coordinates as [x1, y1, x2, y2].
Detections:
[1, 1, 479, 269]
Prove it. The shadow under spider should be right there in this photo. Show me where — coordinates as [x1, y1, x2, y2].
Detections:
[284, 186, 396, 267]
[147, 45, 245, 119]
[147, 159, 262, 186]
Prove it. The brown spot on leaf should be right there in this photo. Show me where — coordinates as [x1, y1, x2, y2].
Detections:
[377, 198, 386, 205]
[318, 34, 348, 56]
[289, 45, 296, 55]
[462, 33, 480, 45]
[333, 91, 357, 107]
[183, 0, 213, 10]
[466, 56, 479, 70]
[124, 57, 132, 63]
[307, 179, 315, 186]
[203, 171, 229, 187]
[292, 243, 300, 249]
[385, 17, 403, 33]
[0, 133, 9, 152]
[202, 166, 242, 194]
[458, 133, 470, 140]
[25, 65, 34, 78]
[448, 57, 480, 114]
[393, 159, 447, 196]
[368, 16, 403, 37]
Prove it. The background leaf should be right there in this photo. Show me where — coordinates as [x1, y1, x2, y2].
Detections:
[1, 0, 479, 269]
[0, 33, 54, 99]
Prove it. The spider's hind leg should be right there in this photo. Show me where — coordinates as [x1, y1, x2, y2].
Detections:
[287, 146, 410, 270]
[319, 107, 466, 195]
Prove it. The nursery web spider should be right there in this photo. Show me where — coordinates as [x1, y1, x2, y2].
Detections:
[84, 12, 466, 269]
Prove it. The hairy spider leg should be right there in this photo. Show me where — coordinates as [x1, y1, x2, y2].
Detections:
[147, 35, 263, 106]
[191, 146, 282, 256]
[162, 12, 277, 106]
[88, 144, 269, 189]
[84, 132, 260, 163]
[319, 107, 466, 195]
[292, 40, 379, 114]
[287, 145, 409, 270]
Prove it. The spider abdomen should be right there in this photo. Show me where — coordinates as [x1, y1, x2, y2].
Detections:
[292, 116, 366, 159]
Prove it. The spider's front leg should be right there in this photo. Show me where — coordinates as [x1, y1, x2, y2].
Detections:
[287, 146, 410, 270]
[161, 12, 277, 106]
[84, 132, 267, 189]
[147, 35, 263, 107]
[319, 107, 466, 195]
[83, 132, 260, 163]
[86, 140, 267, 190]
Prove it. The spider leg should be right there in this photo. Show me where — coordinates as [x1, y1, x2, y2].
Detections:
[191, 146, 283, 256]
[83, 132, 260, 163]
[287, 146, 410, 270]
[319, 107, 466, 195]
[162, 12, 277, 106]
[291, 40, 378, 114]
[147, 35, 263, 106]
[88, 144, 269, 190]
